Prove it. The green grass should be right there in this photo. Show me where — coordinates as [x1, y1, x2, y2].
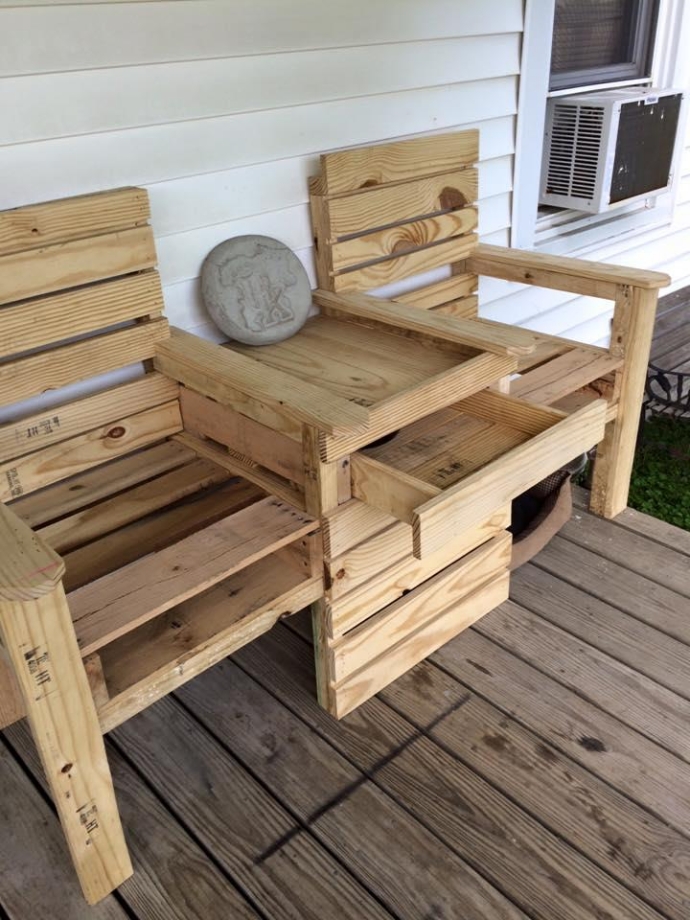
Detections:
[628, 415, 690, 531]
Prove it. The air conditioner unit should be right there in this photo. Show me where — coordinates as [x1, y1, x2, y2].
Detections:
[540, 87, 684, 214]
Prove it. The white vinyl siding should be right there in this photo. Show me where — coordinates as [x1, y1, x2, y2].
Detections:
[0, 0, 521, 342]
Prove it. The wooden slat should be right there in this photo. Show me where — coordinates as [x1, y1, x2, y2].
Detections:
[331, 209, 477, 272]
[327, 170, 478, 238]
[62, 479, 263, 593]
[351, 452, 440, 525]
[319, 130, 479, 194]
[322, 499, 395, 558]
[465, 242, 671, 297]
[396, 273, 478, 308]
[98, 559, 322, 733]
[0, 272, 164, 361]
[0, 187, 149, 257]
[39, 459, 231, 554]
[175, 431, 306, 510]
[331, 573, 509, 718]
[314, 288, 533, 356]
[69, 497, 317, 656]
[412, 400, 607, 558]
[328, 505, 510, 636]
[0, 401, 182, 502]
[332, 233, 478, 293]
[155, 327, 370, 436]
[431, 294, 479, 318]
[179, 387, 304, 483]
[11, 440, 195, 528]
[0, 647, 24, 729]
[0, 585, 132, 904]
[0, 500, 64, 601]
[0, 225, 157, 306]
[0, 318, 170, 408]
[456, 388, 565, 437]
[511, 349, 623, 405]
[330, 533, 511, 681]
[0, 373, 178, 464]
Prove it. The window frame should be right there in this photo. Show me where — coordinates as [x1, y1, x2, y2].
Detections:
[549, 0, 660, 92]
[511, 0, 689, 253]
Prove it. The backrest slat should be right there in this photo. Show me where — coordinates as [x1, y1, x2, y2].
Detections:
[0, 226, 156, 306]
[0, 188, 149, 257]
[0, 273, 163, 360]
[310, 130, 480, 316]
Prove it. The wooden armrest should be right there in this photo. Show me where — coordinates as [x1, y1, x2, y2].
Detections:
[313, 289, 535, 356]
[155, 327, 370, 437]
[0, 503, 65, 602]
[466, 243, 671, 299]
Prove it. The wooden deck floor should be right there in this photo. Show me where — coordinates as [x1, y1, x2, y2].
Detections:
[652, 285, 690, 373]
[2, 494, 690, 920]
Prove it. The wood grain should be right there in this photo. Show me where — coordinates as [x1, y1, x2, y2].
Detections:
[0, 187, 149, 256]
[0, 226, 157, 306]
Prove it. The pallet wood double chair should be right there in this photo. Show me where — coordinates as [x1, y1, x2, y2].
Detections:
[0, 129, 669, 903]
[0, 190, 324, 903]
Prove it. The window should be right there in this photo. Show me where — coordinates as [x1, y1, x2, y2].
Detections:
[511, 0, 687, 251]
[550, 0, 660, 92]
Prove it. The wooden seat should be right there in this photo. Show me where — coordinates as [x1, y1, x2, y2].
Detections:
[0, 190, 322, 904]
[309, 130, 670, 518]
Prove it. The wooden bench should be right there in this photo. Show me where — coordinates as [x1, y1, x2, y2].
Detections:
[0, 189, 322, 904]
[309, 129, 671, 519]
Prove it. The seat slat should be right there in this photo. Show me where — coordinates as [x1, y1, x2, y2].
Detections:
[0, 400, 182, 502]
[38, 458, 231, 554]
[0, 272, 164, 361]
[0, 318, 169, 407]
[0, 225, 156, 306]
[331, 209, 477, 273]
[62, 479, 262, 592]
[327, 169, 478, 239]
[69, 497, 317, 656]
[10, 440, 195, 528]
[511, 349, 623, 405]
[0, 188, 149, 257]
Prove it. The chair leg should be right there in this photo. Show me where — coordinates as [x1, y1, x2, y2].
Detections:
[590, 285, 658, 518]
[0, 584, 132, 904]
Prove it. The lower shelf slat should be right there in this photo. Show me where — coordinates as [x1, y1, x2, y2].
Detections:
[69, 496, 317, 656]
[98, 555, 322, 733]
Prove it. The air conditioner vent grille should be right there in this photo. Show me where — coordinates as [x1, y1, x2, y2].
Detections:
[545, 102, 604, 201]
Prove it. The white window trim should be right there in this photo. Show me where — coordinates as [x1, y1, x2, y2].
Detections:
[511, 0, 690, 254]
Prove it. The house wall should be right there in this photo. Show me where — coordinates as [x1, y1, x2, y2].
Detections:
[0, 0, 521, 342]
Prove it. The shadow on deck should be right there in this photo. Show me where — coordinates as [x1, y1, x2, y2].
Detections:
[1, 493, 690, 920]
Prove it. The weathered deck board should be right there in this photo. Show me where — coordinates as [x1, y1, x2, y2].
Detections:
[651, 285, 690, 371]
[2, 494, 690, 919]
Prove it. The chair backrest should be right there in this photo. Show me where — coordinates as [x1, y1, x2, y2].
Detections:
[309, 130, 480, 317]
[0, 188, 180, 502]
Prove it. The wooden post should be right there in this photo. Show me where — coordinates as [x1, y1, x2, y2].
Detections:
[0, 586, 132, 904]
[302, 425, 342, 715]
[0, 501, 132, 904]
[0, 645, 25, 728]
[590, 284, 659, 518]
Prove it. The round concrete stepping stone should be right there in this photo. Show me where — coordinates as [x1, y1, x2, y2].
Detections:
[201, 235, 312, 345]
